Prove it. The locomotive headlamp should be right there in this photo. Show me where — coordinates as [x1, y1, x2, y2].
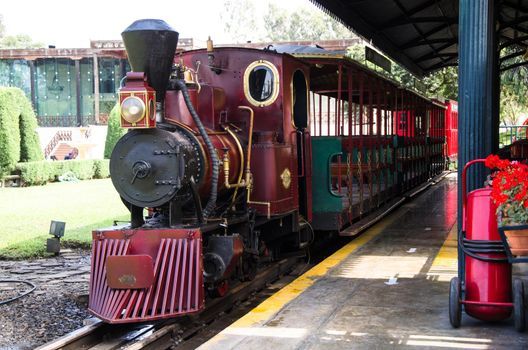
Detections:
[118, 72, 156, 128]
[121, 96, 146, 124]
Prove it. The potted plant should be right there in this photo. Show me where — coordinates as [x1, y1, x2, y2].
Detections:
[485, 154, 528, 256]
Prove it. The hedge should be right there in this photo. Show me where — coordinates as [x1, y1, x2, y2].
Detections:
[94, 159, 110, 179]
[18, 90, 43, 162]
[104, 104, 127, 159]
[0, 87, 43, 177]
[15, 159, 110, 186]
[0, 89, 21, 176]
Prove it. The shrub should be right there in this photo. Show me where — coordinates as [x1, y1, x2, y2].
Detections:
[100, 100, 116, 115]
[60, 160, 95, 180]
[16, 161, 54, 185]
[15, 159, 112, 186]
[104, 104, 127, 159]
[94, 159, 110, 179]
[0, 88, 21, 176]
[0, 88, 43, 177]
[17, 90, 43, 162]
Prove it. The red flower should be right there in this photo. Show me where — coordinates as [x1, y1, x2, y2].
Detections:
[485, 155, 500, 169]
[487, 154, 528, 225]
[485, 154, 511, 170]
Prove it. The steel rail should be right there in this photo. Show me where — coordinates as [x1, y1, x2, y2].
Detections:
[36, 257, 300, 350]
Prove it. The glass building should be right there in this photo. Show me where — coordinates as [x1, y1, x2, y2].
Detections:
[0, 39, 193, 127]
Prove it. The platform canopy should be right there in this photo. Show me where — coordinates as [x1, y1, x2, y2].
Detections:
[310, 0, 528, 77]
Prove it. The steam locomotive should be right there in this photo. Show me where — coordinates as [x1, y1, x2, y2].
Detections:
[88, 19, 449, 323]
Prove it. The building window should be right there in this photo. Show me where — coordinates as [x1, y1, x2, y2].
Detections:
[0, 59, 31, 97]
[98, 58, 119, 94]
[34, 58, 77, 123]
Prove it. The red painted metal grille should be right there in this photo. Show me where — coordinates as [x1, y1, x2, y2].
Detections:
[88, 229, 204, 323]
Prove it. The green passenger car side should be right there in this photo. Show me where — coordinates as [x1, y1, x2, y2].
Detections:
[311, 136, 345, 230]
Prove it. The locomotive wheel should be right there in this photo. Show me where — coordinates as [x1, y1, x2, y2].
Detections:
[240, 253, 258, 282]
[513, 278, 526, 332]
[213, 280, 229, 298]
[449, 277, 462, 328]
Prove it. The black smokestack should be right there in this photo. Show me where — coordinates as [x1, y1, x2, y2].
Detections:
[121, 19, 179, 101]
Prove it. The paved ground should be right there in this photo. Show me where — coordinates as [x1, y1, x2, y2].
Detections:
[200, 174, 528, 349]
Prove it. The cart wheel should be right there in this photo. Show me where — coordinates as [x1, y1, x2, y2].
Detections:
[449, 277, 462, 328]
[513, 279, 525, 332]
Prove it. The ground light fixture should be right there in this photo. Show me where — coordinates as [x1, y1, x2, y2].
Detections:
[46, 220, 65, 254]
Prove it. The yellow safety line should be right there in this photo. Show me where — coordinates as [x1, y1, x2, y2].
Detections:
[430, 223, 458, 268]
[426, 222, 458, 282]
[223, 213, 401, 330]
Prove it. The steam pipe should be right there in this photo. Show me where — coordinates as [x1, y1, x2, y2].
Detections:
[221, 106, 255, 189]
[237, 106, 271, 218]
[174, 79, 219, 218]
[223, 127, 244, 206]
[238, 106, 254, 187]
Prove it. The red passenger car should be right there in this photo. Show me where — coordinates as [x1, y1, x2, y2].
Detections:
[445, 100, 458, 161]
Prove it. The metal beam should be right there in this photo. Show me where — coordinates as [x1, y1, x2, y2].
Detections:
[393, 0, 453, 68]
[415, 52, 457, 63]
[499, 49, 525, 62]
[504, 23, 528, 35]
[310, 0, 426, 76]
[414, 43, 458, 62]
[424, 57, 458, 72]
[499, 34, 528, 48]
[384, 0, 439, 24]
[74, 59, 82, 127]
[499, 15, 528, 29]
[398, 23, 452, 49]
[502, 0, 528, 14]
[501, 60, 528, 70]
[380, 16, 457, 29]
[400, 37, 458, 49]
[93, 55, 100, 125]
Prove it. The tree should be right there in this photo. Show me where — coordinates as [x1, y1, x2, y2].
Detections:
[221, 1, 354, 43]
[0, 14, 5, 38]
[422, 66, 458, 100]
[263, 4, 353, 41]
[221, 0, 261, 43]
[499, 46, 528, 125]
[0, 34, 44, 49]
[0, 14, 43, 49]
[500, 84, 525, 125]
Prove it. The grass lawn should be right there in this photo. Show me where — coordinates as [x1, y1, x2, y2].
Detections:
[0, 179, 129, 259]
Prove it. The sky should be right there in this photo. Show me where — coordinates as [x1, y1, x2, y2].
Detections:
[0, 0, 316, 48]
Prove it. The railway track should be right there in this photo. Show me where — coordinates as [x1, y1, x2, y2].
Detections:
[36, 257, 300, 350]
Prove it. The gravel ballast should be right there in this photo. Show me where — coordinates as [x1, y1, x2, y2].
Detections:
[0, 250, 91, 349]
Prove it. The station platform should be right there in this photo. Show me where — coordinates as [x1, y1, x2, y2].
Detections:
[199, 174, 528, 349]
